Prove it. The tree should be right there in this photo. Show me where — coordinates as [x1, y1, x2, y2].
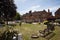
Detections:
[0, 0, 17, 21]
[14, 12, 21, 20]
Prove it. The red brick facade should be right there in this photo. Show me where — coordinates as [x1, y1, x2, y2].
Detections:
[22, 9, 53, 22]
[55, 8, 60, 19]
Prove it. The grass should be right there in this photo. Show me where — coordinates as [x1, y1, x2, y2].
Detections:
[51, 26, 60, 40]
[0, 23, 60, 40]
[14, 23, 47, 40]
[14, 23, 60, 40]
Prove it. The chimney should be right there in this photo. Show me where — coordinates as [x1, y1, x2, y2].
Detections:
[29, 10, 32, 13]
[48, 9, 50, 12]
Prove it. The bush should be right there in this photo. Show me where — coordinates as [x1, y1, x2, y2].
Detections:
[0, 30, 18, 40]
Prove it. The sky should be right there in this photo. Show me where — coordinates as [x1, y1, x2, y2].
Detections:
[14, 0, 60, 16]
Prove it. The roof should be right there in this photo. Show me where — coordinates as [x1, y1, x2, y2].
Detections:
[55, 8, 60, 13]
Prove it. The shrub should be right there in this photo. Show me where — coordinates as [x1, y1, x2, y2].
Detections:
[0, 30, 18, 40]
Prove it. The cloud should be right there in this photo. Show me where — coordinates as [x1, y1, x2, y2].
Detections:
[14, 0, 27, 3]
[19, 5, 40, 15]
[50, 6, 60, 16]
[29, 5, 40, 11]
[45, 5, 60, 16]
[45, 5, 60, 13]
[20, 5, 60, 15]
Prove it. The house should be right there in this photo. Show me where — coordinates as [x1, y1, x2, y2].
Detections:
[55, 8, 60, 19]
[22, 9, 53, 23]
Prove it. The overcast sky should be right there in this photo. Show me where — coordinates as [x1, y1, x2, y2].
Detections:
[14, 0, 60, 15]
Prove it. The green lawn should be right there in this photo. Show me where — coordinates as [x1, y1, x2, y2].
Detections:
[13, 23, 60, 40]
[0, 23, 60, 40]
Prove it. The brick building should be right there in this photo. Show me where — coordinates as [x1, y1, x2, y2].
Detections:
[55, 8, 60, 19]
[22, 9, 53, 22]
